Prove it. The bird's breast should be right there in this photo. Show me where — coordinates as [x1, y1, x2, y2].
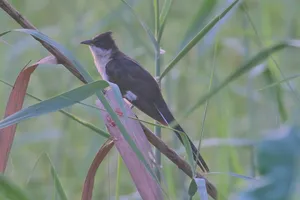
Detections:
[95, 60, 110, 81]
[92, 57, 111, 81]
[89, 46, 112, 81]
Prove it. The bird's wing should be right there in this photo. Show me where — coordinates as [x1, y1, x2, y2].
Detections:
[106, 56, 166, 123]
[106, 56, 210, 172]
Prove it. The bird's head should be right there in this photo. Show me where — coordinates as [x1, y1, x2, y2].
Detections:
[81, 31, 118, 51]
[81, 31, 118, 59]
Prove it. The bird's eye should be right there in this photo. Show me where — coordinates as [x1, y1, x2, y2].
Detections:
[94, 41, 104, 47]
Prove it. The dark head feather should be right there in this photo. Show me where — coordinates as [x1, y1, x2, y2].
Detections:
[81, 31, 118, 50]
[92, 31, 117, 50]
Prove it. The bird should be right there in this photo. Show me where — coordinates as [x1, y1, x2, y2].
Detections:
[81, 31, 209, 172]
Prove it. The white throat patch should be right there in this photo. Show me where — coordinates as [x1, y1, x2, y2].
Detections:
[89, 46, 112, 81]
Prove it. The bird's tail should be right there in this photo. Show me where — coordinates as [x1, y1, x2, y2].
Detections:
[155, 100, 209, 172]
[172, 123, 209, 172]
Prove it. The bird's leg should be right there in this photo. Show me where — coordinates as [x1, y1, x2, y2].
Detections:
[101, 88, 109, 95]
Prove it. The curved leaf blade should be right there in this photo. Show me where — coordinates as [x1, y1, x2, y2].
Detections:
[258, 73, 300, 91]
[160, 0, 240, 80]
[182, 41, 297, 119]
[0, 56, 58, 172]
[0, 80, 109, 129]
[44, 154, 68, 200]
[262, 68, 287, 122]
[158, 0, 173, 42]
[178, 131, 195, 176]
[82, 139, 114, 200]
[153, 0, 159, 37]
[180, 0, 217, 48]
[120, 0, 158, 50]
[0, 79, 110, 139]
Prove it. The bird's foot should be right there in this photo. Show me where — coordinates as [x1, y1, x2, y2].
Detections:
[102, 88, 108, 95]
[105, 114, 116, 127]
[115, 108, 123, 117]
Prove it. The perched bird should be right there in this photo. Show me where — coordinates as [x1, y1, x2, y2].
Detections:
[81, 31, 209, 172]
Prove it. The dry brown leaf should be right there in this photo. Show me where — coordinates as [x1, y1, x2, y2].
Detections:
[81, 138, 114, 200]
[96, 89, 163, 200]
[0, 56, 58, 172]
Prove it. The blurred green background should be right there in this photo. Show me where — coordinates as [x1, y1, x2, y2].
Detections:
[1, 0, 300, 199]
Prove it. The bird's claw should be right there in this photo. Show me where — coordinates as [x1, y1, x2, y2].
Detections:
[106, 114, 116, 127]
[102, 88, 108, 95]
[115, 108, 123, 117]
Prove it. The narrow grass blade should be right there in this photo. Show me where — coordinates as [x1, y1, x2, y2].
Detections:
[258, 73, 300, 91]
[23, 153, 68, 200]
[158, 0, 173, 42]
[153, 0, 159, 37]
[115, 155, 122, 200]
[0, 31, 11, 37]
[152, 0, 162, 182]
[262, 68, 287, 122]
[60, 110, 110, 138]
[26, 153, 68, 200]
[121, 0, 159, 50]
[178, 132, 195, 176]
[0, 80, 109, 129]
[183, 42, 293, 118]
[180, 0, 217, 48]
[160, 0, 240, 80]
[0, 175, 31, 200]
[25, 152, 45, 186]
[193, 40, 217, 171]
[45, 154, 68, 200]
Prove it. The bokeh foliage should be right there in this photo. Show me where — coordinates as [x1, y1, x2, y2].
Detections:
[1, 0, 300, 199]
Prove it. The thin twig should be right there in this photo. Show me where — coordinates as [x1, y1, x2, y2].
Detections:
[0, 0, 86, 83]
[142, 125, 218, 199]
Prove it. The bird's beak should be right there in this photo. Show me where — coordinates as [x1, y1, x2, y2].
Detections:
[80, 39, 93, 45]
